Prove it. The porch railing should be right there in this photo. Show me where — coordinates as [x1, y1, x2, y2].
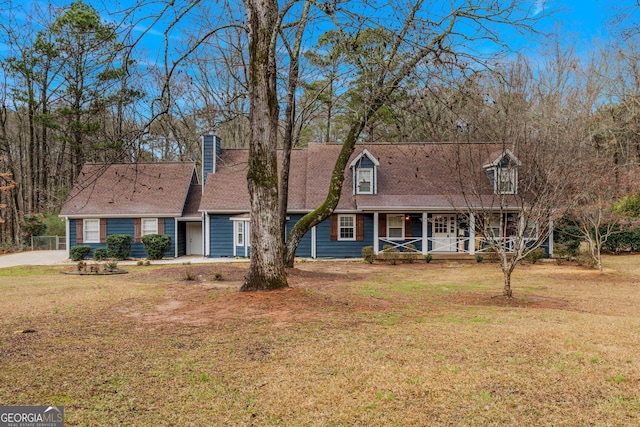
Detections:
[377, 236, 535, 254]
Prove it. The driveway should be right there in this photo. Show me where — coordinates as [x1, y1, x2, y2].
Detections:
[0, 250, 68, 268]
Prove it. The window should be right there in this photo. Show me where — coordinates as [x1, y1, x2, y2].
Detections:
[387, 214, 404, 239]
[84, 219, 100, 243]
[485, 215, 503, 238]
[356, 168, 373, 194]
[141, 218, 158, 236]
[338, 215, 355, 240]
[496, 167, 516, 194]
[523, 219, 537, 239]
[235, 221, 245, 246]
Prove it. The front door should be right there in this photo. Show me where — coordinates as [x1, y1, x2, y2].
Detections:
[186, 222, 203, 255]
[432, 214, 456, 252]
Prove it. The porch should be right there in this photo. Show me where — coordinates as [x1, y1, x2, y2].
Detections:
[372, 212, 536, 256]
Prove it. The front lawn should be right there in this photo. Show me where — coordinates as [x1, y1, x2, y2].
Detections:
[1, 258, 639, 425]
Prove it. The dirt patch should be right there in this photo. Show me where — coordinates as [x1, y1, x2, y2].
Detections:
[449, 292, 570, 309]
[118, 263, 389, 327]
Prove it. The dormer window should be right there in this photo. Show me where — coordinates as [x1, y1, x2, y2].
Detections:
[357, 168, 373, 194]
[483, 149, 520, 196]
[496, 167, 516, 194]
[350, 148, 380, 195]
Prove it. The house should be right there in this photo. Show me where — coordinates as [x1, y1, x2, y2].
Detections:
[60, 162, 203, 258]
[60, 134, 553, 260]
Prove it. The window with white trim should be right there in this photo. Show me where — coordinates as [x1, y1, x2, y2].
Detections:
[84, 219, 100, 243]
[141, 218, 158, 236]
[523, 219, 537, 239]
[387, 214, 404, 239]
[496, 167, 516, 194]
[485, 215, 503, 238]
[235, 221, 245, 246]
[338, 215, 355, 240]
[356, 168, 373, 194]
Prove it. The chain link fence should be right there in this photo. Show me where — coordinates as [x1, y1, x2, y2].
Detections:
[31, 236, 66, 251]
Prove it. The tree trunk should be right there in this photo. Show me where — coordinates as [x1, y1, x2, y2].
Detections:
[240, 0, 287, 291]
[503, 268, 513, 298]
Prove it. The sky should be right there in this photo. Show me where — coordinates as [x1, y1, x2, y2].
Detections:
[0, 0, 637, 72]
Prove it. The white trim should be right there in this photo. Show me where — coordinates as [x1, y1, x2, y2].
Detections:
[469, 213, 476, 255]
[349, 148, 380, 167]
[549, 220, 554, 257]
[386, 214, 405, 240]
[337, 214, 356, 241]
[495, 167, 517, 195]
[174, 218, 178, 257]
[311, 226, 317, 258]
[141, 218, 158, 236]
[65, 213, 179, 218]
[421, 212, 428, 255]
[373, 212, 379, 254]
[244, 222, 249, 257]
[482, 148, 521, 168]
[65, 217, 70, 258]
[355, 168, 374, 194]
[204, 213, 210, 257]
[83, 219, 100, 243]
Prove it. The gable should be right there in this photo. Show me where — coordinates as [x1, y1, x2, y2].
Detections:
[60, 162, 197, 217]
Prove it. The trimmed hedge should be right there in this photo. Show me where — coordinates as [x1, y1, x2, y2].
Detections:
[93, 248, 108, 260]
[107, 234, 132, 260]
[361, 246, 375, 264]
[141, 234, 171, 260]
[70, 245, 91, 261]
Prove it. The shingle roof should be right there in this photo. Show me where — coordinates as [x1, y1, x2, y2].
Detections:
[201, 142, 520, 213]
[60, 162, 197, 217]
[199, 149, 310, 212]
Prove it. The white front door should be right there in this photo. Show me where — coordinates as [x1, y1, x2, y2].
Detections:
[432, 214, 457, 252]
[186, 222, 203, 255]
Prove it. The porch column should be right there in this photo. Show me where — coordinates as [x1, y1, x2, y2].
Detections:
[204, 213, 210, 257]
[373, 212, 379, 254]
[65, 217, 70, 258]
[244, 221, 249, 257]
[311, 226, 317, 258]
[548, 220, 554, 257]
[422, 212, 428, 255]
[174, 218, 179, 258]
[469, 213, 476, 255]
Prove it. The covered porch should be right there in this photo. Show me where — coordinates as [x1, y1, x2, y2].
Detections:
[372, 212, 538, 256]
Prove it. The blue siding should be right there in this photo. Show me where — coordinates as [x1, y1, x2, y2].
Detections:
[286, 215, 312, 257]
[316, 214, 374, 258]
[209, 215, 235, 257]
[202, 134, 221, 184]
[69, 217, 175, 259]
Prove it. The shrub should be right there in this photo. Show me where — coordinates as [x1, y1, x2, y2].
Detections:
[382, 244, 401, 265]
[475, 254, 484, 263]
[361, 246, 376, 264]
[93, 248, 108, 260]
[424, 253, 433, 263]
[106, 234, 132, 260]
[182, 269, 196, 281]
[404, 243, 418, 264]
[70, 245, 91, 261]
[20, 213, 46, 242]
[554, 243, 573, 264]
[524, 247, 546, 264]
[104, 261, 119, 272]
[141, 234, 172, 260]
[575, 251, 597, 269]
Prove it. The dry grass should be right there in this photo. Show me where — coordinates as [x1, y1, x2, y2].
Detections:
[1, 257, 639, 426]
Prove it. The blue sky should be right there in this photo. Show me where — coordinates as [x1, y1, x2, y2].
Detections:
[0, 0, 637, 64]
